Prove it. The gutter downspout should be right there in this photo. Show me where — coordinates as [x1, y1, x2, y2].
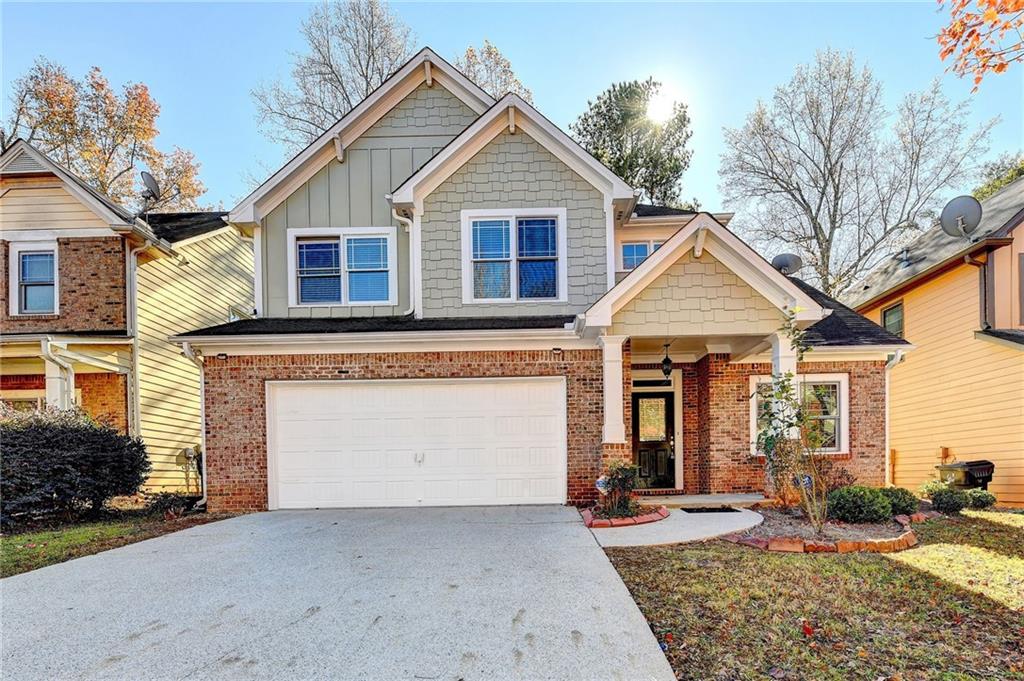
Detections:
[964, 255, 991, 330]
[126, 241, 151, 436]
[181, 342, 208, 508]
[883, 349, 905, 486]
[391, 207, 415, 316]
[40, 337, 75, 408]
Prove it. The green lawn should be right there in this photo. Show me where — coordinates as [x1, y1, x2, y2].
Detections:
[1, 514, 228, 578]
[607, 509, 1024, 680]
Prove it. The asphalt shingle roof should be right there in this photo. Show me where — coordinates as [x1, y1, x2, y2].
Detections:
[791, 278, 910, 348]
[177, 315, 576, 337]
[632, 204, 697, 218]
[144, 212, 229, 243]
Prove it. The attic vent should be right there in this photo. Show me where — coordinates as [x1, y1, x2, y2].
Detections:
[3, 151, 46, 174]
[896, 248, 912, 268]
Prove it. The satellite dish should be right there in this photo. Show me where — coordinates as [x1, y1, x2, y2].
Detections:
[940, 195, 982, 239]
[140, 171, 162, 203]
[771, 253, 803, 275]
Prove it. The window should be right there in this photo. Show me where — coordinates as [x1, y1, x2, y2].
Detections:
[287, 228, 397, 307]
[621, 240, 664, 270]
[461, 209, 567, 303]
[882, 302, 904, 338]
[749, 374, 850, 455]
[15, 249, 55, 313]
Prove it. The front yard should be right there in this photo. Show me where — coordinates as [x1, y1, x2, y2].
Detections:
[1, 513, 228, 578]
[608, 509, 1024, 680]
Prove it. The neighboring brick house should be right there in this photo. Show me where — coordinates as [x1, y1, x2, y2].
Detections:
[0, 141, 253, 492]
[173, 48, 908, 513]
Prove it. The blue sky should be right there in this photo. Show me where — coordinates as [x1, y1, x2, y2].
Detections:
[3, 1, 1021, 211]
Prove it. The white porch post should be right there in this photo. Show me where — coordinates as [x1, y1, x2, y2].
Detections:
[600, 334, 627, 444]
[769, 331, 798, 436]
[43, 358, 74, 408]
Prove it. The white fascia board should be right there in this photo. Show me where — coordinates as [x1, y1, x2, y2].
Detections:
[583, 213, 825, 328]
[730, 345, 915, 364]
[230, 48, 494, 225]
[167, 226, 235, 249]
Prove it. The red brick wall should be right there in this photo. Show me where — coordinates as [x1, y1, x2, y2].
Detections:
[0, 237, 127, 334]
[202, 350, 606, 513]
[0, 372, 128, 432]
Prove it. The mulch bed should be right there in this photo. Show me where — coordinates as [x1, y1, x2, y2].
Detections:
[745, 507, 905, 541]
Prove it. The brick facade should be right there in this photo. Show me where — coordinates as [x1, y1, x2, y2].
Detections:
[0, 237, 127, 334]
[0, 371, 128, 432]
[202, 349, 606, 513]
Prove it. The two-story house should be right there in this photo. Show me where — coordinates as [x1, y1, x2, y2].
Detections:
[852, 179, 1024, 506]
[0, 141, 254, 493]
[173, 48, 908, 512]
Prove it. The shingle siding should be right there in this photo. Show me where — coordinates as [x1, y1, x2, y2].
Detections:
[420, 130, 607, 318]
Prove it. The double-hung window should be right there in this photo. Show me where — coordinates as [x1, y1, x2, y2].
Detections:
[462, 209, 566, 303]
[621, 240, 664, 271]
[881, 302, 904, 338]
[9, 243, 57, 316]
[290, 228, 396, 306]
[749, 374, 849, 455]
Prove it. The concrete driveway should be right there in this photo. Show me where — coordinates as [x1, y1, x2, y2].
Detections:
[1, 507, 673, 681]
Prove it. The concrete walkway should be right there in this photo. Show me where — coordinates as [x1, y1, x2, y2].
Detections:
[2, 507, 674, 681]
[591, 508, 763, 547]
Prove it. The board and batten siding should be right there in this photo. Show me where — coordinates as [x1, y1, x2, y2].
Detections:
[863, 262, 1024, 506]
[136, 231, 253, 492]
[0, 179, 109, 230]
[261, 82, 478, 318]
[419, 130, 607, 318]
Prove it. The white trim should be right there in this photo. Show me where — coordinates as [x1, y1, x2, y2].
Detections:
[0, 228, 117, 241]
[252, 226, 264, 316]
[600, 334, 628, 443]
[286, 226, 398, 307]
[631, 368, 685, 490]
[8, 240, 58, 316]
[167, 225, 235, 249]
[749, 373, 851, 456]
[231, 48, 493, 225]
[459, 208, 568, 305]
[411, 211, 424, 318]
[619, 239, 666, 272]
[730, 345, 914, 364]
[264, 376, 568, 510]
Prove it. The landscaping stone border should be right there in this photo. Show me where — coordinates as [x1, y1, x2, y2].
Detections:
[721, 511, 942, 554]
[582, 506, 669, 528]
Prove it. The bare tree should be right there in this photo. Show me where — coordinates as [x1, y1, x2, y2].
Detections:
[455, 40, 533, 103]
[252, 0, 413, 152]
[720, 49, 996, 296]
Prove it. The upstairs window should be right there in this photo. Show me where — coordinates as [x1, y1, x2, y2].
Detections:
[297, 240, 341, 304]
[462, 209, 567, 304]
[15, 249, 56, 315]
[346, 237, 389, 302]
[882, 301, 904, 338]
[289, 228, 397, 307]
[621, 240, 664, 271]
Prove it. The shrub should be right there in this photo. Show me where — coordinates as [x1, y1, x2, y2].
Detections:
[880, 487, 919, 516]
[964, 488, 997, 509]
[930, 487, 969, 514]
[595, 462, 640, 518]
[827, 485, 892, 523]
[0, 405, 150, 526]
[919, 478, 950, 499]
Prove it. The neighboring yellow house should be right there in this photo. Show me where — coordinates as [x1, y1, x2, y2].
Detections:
[851, 179, 1024, 506]
[0, 140, 254, 493]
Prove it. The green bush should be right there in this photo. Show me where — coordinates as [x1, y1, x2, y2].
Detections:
[0, 405, 150, 526]
[595, 462, 640, 518]
[827, 485, 892, 523]
[880, 487, 919, 516]
[919, 479, 950, 499]
[930, 487, 969, 514]
[964, 488, 997, 509]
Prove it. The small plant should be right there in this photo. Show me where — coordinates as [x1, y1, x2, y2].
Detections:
[880, 487, 919, 516]
[919, 478, 950, 499]
[827, 485, 893, 523]
[964, 488, 996, 509]
[930, 487, 969, 514]
[594, 462, 641, 518]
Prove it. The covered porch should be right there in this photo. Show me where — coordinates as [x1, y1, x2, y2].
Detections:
[0, 335, 134, 432]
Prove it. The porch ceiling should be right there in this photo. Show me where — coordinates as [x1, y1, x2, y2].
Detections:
[629, 335, 766, 360]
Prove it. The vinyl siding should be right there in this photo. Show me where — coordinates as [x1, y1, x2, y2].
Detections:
[863, 262, 1024, 506]
[0, 181, 109, 230]
[419, 130, 606, 317]
[136, 230, 253, 491]
[261, 82, 477, 318]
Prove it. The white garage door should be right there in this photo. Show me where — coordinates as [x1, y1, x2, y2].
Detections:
[266, 378, 567, 509]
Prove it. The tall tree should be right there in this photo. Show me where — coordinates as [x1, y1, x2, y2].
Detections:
[455, 40, 533, 102]
[1, 58, 207, 212]
[974, 151, 1024, 199]
[252, 0, 414, 151]
[570, 78, 693, 206]
[938, 0, 1024, 89]
[719, 49, 995, 297]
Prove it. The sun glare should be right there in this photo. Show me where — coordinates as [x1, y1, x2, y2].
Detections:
[646, 91, 676, 124]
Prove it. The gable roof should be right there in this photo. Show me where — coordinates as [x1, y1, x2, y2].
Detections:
[0, 140, 174, 255]
[849, 178, 1024, 310]
[584, 213, 825, 328]
[145, 211, 230, 244]
[389, 93, 638, 215]
[789, 278, 909, 348]
[229, 47, 494, 226]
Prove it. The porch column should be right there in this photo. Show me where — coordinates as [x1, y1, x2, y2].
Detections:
[43, 357, 75, 409]
[769, 331, 798, 437]
[600, 334, 628, 443]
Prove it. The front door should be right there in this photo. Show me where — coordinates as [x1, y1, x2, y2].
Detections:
[632, 392, 675, 489]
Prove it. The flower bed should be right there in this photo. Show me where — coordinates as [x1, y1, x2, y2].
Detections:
[581, 506, 669, 528]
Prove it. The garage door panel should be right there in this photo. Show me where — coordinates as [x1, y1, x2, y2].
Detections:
[268, 378, 567, 509]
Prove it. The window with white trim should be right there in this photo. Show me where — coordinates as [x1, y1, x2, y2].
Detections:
[461, 208, 567, 303]
[749, 374, 850, 455]
[8, 241, 58, 316]
[288, 228, 397, 307]
[620, 240, 665, 271]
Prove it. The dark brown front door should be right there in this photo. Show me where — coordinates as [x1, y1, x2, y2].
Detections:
[632, 392, 675, 489]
